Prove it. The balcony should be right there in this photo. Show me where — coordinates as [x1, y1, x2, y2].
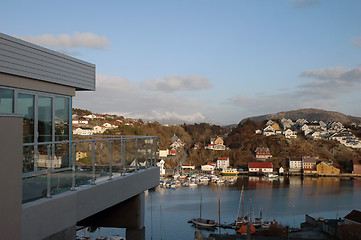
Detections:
[22, 135, 158, 203]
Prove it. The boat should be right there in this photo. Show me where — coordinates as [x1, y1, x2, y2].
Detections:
[263, 173, 279, 179]
[190, 192, 216, 228]
[191, 218, 216, 228]
[188, 182, 198, 188]
[220, 168, 239, 176]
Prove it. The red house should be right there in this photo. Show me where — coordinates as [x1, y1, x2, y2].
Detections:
[248, 162, 273, 173]
[255, 147, 272, 160]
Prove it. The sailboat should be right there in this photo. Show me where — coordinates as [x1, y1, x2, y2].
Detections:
[235, 185, 248, 226]
[190, 192, 216, 228]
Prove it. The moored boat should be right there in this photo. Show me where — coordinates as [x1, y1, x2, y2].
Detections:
[191, 218, 216, 228]
[220, 168, 239, 176]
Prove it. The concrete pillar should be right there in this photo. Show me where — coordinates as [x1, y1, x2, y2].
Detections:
[126, 227, 145, 240]
[0, 114, 23, 240]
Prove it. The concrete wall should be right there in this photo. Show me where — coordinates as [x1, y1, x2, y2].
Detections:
[22, 167, 159, 240]
[0, 33, 95, 91]
[0, 114, 23, 240]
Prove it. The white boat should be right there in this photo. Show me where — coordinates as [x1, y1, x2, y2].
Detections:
[188, 182, 198, 188]
[263, 173, 279, 179]
[107, 235, 125, 240]
[220, 168, 239, 176]
[191, 218, 216, 228]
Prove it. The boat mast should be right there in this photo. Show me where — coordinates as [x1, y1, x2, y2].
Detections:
[200, 192, 202, 219]
[218, 198, 221, 235]
[242, 185, 245, 219]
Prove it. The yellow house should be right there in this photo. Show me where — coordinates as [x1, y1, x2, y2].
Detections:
[76, 151, 88, 161]
[271, 123, 281, 131]
[317, 162, 340, 175]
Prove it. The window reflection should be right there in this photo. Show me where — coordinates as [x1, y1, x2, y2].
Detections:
[0, 88, 14, 113]
[55, 97, 69, 141]
[38, 96, 52, 142]
[18, 93, 35, 143]
[23, 145, 34, 173]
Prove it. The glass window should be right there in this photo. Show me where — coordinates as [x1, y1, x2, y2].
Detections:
[23, 145, 34, 173]
[38, 96, 53, 142]
[0, 88, 14, 113]
[18, 93, 35, 143]
[55, 96, 70, 141]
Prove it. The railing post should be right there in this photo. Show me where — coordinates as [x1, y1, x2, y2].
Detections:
[145, 139, 149, 168]
[135, 138, 138, 172]
[109, 141, 113, 180]
[91, 139, 96, 185]
[46, 144, 52, 198]
[120, 137, 126, 176]
[150, 138, 154, 167]
[154, 137, 158, 166]
[71, 143, 76, 191]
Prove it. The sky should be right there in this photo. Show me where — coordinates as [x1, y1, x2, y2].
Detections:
[1, 0, 361, 125]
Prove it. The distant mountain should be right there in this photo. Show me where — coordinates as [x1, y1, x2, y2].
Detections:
[240, 108, 361, 124]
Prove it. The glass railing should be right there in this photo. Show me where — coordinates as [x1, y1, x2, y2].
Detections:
[22, 135, 158, 203]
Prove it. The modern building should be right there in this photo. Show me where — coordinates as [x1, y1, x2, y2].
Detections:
[0, 33, 158, 240]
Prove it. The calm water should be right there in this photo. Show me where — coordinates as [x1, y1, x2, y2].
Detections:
[82, 176, 361, 239]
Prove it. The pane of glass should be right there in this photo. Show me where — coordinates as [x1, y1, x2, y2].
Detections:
[37, 144, 51, 170]
[0, 88, 14, 113]
[38, 96, 52, 142]
[55, 97, 70, 141]
[55, 142, 70, 168]
[23, 145, 34, 173]
[18, 93, 35, 143]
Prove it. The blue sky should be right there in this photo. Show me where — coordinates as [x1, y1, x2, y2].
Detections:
[2, 0, 361, 125]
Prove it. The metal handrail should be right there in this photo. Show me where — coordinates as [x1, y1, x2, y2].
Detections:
[22, 135, 158, 202]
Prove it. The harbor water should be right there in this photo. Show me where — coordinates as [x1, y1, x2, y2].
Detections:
[81, 176, 361, 239]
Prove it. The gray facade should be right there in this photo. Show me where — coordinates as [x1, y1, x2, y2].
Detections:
[0, 33, 95, 91]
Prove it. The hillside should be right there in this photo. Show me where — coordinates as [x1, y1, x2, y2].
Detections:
[241, 108, 361, 124]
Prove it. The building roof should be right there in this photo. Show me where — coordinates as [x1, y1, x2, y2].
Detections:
[249, 162, 273, 168]
[344, 210, 361, 224]
[217, 157, 229, 161]
[255, 147, 270, 153]
[0, 33, 95, 91]
[302, 156, 318, 163]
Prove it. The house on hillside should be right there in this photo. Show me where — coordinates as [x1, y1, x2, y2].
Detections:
[216, 157, 230, 169]
[352, 158, 361, 174]
[255, 147, 272, 160]
[284, 129, 297, 139]
[263, 125, 276, 136]
[271, 123, 282, 134]
[248, 162, 273, 173]
[266, 120, 275, 126]
[344, 210, 361, 225]
[206, 136, 225, 150]
[73, 127, 94, 135]
[93, 125, 107, 134]
[193, 142, 204, 150]
[317, 162, 340, 175]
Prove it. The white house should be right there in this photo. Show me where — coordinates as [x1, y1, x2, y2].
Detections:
[73, 127, 94, 135]
[248, 162, 273, 173]
[72, 119, 89, 125]
[216, 157, 229, 169]
[289, 158, 302, 172]
[284, 129, 297, 139]
[181, 164, 195, 170]
[201, 163, 216, 171]
[159, 149, 169, 158]
[263, 125, 276, 136]
[93, 125, 107, 134]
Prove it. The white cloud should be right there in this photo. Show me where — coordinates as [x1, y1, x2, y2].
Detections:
[18, 32, 110, 49]
[299, 66, 361, 83]
[291, 0, 321, 8]
[73, 73, 210, 124]
[142, 75, 213, 92]
[229, 65, 361, 119]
